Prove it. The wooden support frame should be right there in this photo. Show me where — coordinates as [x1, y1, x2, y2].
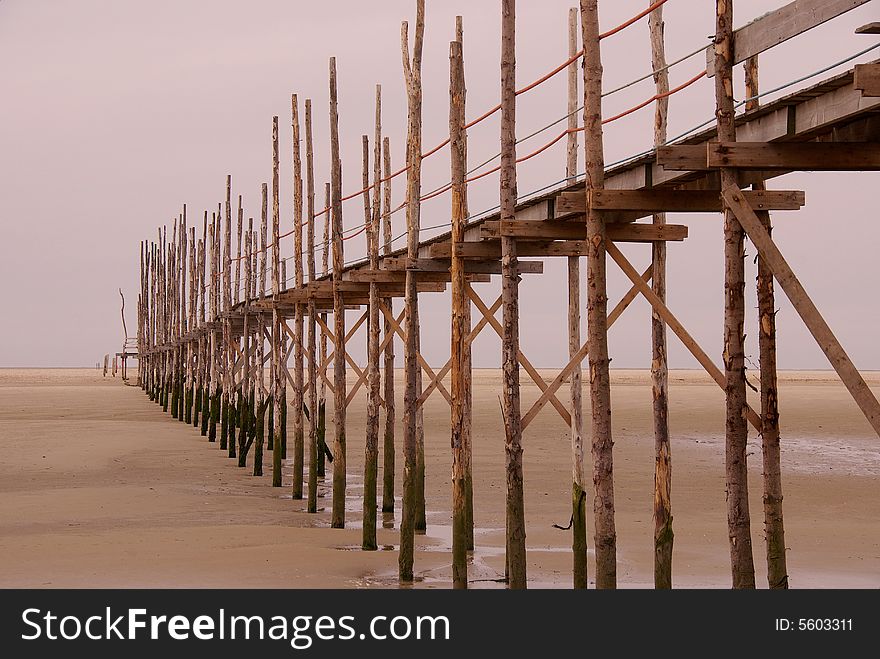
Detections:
[465, 284, 571, 425]
[708, 142, 880, 171]
[705, 0, 870, 77]
[722, 185, 880, 436]
[558, 189, 805, 213]
[604, 243, 761, 431]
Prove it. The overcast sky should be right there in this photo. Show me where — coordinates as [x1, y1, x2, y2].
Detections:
[1, 0, 878, 371]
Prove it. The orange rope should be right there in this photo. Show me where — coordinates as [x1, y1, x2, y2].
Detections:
[214, 0, 676, 269]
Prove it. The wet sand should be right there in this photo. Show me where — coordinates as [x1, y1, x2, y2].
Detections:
[0, 368, 877, 588]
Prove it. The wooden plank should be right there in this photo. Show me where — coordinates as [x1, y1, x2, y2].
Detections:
[654, 145, 710, 171]
[705, 0, 870, 77]
[589, 189, 805, 212]
[722, 185, 880, 438]
[708, 142, 880, 170]
[481, 220, 688, 242]
[854, 63, 880, 97]
[383, 256, 543, 274]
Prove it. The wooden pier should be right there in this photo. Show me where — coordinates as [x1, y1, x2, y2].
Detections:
[130, 0, 880, 589]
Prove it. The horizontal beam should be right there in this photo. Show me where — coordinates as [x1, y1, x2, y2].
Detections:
[559, 188, 805, 213]
[708, 142, 880, 170]
[856, 22, 880, 34]
[854, 63, 880, 97]
[480, 220, 688, 242]
[705, 0, 870, 77]
[382, 257, 543, 275]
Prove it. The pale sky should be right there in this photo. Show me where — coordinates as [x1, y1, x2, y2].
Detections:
[1, 0, 878, 370]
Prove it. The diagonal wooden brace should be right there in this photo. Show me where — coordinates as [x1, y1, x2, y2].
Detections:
[606, 241, 762, 431]
[722, 185, 880, 437]
[416, 294, 503, 408]
[465, 283, 571, 426]
[520, 264, 653, 429]
[378, 300, 453, 405]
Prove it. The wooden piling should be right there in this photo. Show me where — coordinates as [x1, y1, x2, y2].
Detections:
[649, 0, 673, 590]
[744, 55, 787, 590]
[381, 136, 396, 515]
[268, 122, 283, 485]
[449, 34, 469, 589]
[363, 128, 381, 551]
[292, 94, 305, 501]
[565, 5, 587, 591]
[305, 98, 319, 513]
[715, 0, 756, 589]
[399, 0, 425, 582]
[581, 0, 616, 589]
[318, 182, 331, 479]
[329, 58, 347, 529]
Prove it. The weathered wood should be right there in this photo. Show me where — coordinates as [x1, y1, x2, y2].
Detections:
[566, 4, 587, 591]
[723, 186, 880, 437]
[271, 119, 284, 487]
[363, 114, 381, 550]
[705, 0, 870, 77]
[329, 58, 347, 529]
[305, 99, 319, 513]
[319, 182, 331, 478]
[582, 0, 615, 590]
[745, 57, 788, 590]
[450, 35, 469, 589]
[291, 94, 305, 501]
[716, 1, 757, 589]
[854, 63, 880, 97]
[708, 142, 880, 170]
[559, 189, 806, 212]
[381, 135, 396, 515]
[500, 0, 526, 590]
[649, 0, 672, 592]
[481, 220, 688, 242]
[399, 0, 424, 582]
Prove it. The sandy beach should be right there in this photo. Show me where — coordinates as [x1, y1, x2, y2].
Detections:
[0, 367, 877, 589]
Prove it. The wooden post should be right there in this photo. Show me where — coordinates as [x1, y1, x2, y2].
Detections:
[649, 0, 673, 590]
[292, 94, 306, 501]
[305, 98, 320, 513]
[501, 0, 526, 590]
[715, 0, 756, 589]
[363, 87, 383, 550]
[222, 176, 233, 452]
[318, 182, 331, 479]
[449, 34, 469, 589]
[271, 164, 283, 480]
[235, 196, 243, 305]
[399, 0, 425, 582]
[566, 5, 587, 591]
[745, 56, 788, 590]
[457, 16, 474, 553]
[329, 58, 347, 529]
[271, 117, 284, 487]
[381, 135, 396, 516]
[581, 0, 615, 589]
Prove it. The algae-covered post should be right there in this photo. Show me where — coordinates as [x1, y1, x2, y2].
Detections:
[363, 129, 381, 551]
[449, 32, 470, 590]
[581, 0, 615, 590]
[500, 0, 526, 590]
[381, 134, 395, 517]
[565, 4, 587, 591]
[715, 0, 756, 590]
[329, 58, 347, 529]
[292, 94, 306, 501]
[305, 98, 319, 513]
[649, 0, 673, 591]
[744, 54, 788, 590]
[399, 0, 425, 583]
